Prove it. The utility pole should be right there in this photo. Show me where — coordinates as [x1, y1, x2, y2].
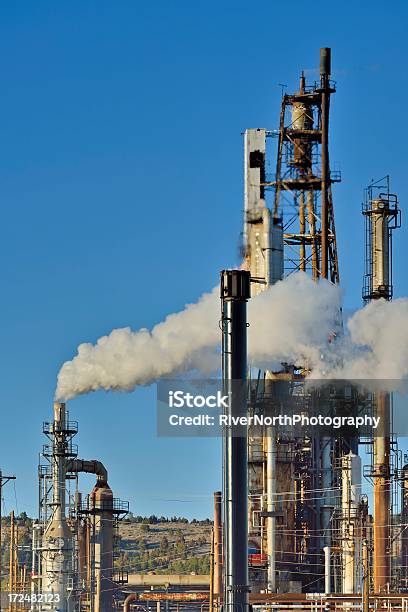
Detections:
[0, 470, 16, 612]
[9, 511, 15, 612]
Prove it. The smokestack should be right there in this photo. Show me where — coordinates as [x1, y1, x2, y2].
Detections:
[221, 269, 250, 612]
[320, 47, 331, 77]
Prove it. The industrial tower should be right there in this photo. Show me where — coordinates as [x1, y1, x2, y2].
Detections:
[243, 47, 344, 595]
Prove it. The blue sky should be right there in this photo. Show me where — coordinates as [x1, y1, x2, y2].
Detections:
[1, 0, 408, 519]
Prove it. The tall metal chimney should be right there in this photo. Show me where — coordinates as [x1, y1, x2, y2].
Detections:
[221, 269, 251, 612]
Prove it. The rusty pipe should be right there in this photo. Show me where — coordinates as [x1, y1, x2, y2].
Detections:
[373, 391, 391, 592]
[123, 593, 137, 611]
[66, 459, 108, 484]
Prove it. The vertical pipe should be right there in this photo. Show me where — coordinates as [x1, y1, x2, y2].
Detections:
[341, 453, 361, 594]
[86, 518, 91, 591]
[373, 392, 390, 593]
[321, 437, 332, 549]
[90, 515, 95, 612]
[299, 192, 306, 271]
[91, 483, 114, 612]
[31, 524, 37, 603]
[209, 530, 214, 612]
[323, 546, 331, 594]
[213, 491, 222, 598]
[14, 526, 18, 604]
[78, 521, 87, 588]
[266, 427, 276, 592]
[307, 191, 318, 280]
[362, 539, 370, 612]
[401, 467, 408, 587]
[0, 471, 2, 612]
[221, 269, 250, 612]
[320, 47, 331, 279]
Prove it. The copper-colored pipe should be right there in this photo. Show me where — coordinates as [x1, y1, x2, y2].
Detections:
[213, 491, 222, 598]
[373, 391, 391, 592]
[123, 593, 137, 611]
[139, 593, 208, 601]
[209, 530, 214, 612]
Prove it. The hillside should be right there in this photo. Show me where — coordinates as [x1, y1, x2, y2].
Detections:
[0, 514, 212, 580]
[117, 516, 212, 575]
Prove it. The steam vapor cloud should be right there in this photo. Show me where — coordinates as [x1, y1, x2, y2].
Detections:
[55, 273, 408, 401]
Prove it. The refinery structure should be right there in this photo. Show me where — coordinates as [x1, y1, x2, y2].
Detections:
[1, 47, 408, 611]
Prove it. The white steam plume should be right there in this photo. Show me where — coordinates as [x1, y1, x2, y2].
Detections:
[55, 272, 408, 401]
[325, 297, 408, 380]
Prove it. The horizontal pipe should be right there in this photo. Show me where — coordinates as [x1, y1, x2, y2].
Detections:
[127, 574, 210, 586]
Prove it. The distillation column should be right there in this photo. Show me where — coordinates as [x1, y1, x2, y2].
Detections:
[41, 402, 73, 611]
[221, 269, 251, 612]
[66, 459, 115, 612]
[243, 128, 284, 592]
[363, 189, 400, 593]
